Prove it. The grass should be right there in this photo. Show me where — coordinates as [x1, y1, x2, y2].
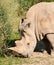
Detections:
[0, 57, 33, 65]
[0, 57, 15, 65]
[0, 54, 42, 65]
[0, 53, 54, 65]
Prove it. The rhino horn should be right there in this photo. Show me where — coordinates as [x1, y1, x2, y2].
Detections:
[8, 47, 19, 53]
[8, 47, 15, 50]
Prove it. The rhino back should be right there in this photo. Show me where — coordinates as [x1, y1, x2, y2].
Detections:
[26, 2, 54, 41]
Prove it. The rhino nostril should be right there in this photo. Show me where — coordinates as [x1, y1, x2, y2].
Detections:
[27, 43, 30, 45]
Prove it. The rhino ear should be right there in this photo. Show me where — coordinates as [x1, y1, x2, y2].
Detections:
[21, 19, 24, 23]
[20, 19, 24, 24]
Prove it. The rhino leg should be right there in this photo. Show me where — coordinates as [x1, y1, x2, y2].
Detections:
[46, 34, 54, 53]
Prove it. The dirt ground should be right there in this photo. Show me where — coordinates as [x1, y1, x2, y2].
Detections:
[21, 52, 54, 65]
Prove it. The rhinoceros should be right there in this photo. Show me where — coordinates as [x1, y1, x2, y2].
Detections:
[8, 2, 54, 57]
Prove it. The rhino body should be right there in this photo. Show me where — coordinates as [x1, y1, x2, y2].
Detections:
[9, 2, 54, 57]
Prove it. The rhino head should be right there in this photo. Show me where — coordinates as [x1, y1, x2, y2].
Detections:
[8, 37, 35, 57]
[8, 19, 36, 57]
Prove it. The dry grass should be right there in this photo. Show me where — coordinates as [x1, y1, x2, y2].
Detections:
[0, 52, 54, 65]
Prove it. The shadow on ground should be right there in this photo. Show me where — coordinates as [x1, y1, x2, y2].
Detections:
[34, 35, 53, 55]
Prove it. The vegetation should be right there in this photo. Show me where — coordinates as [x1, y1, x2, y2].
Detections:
[0, 0, 54, 65]
[0, 57, 33, 65]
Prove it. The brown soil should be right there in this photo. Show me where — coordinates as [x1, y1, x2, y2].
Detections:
[21, 52, 54, 65]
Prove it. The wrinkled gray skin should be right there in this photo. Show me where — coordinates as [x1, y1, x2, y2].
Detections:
[8, 2, 54, 57]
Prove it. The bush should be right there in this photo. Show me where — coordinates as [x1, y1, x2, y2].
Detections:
[0, 0, 20, 57]
[0, 6, 12, 57]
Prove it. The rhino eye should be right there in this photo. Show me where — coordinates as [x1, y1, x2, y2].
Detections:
[27, 23, 30, 28]
[27, 43, 30, 45]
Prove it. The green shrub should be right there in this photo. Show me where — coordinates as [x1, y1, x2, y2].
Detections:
[0, 6, 12, 57]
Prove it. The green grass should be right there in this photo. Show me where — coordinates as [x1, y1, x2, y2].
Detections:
[0, 55, 49, 65]
[0, 57, 33, 65]
[9, 33, 21, 40]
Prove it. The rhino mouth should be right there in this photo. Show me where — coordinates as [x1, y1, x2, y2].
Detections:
[8, 47, 29, 57]
[18, 53, 29, 58]
[18, 54, 28, 58]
